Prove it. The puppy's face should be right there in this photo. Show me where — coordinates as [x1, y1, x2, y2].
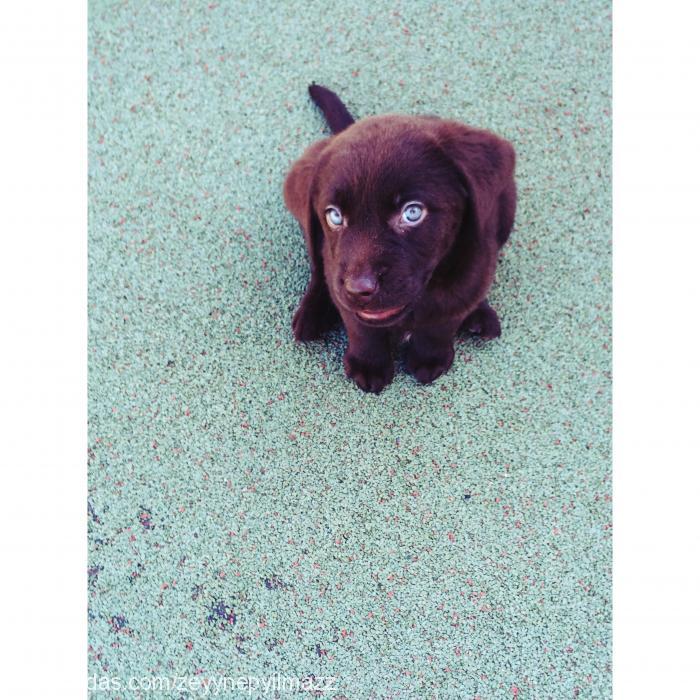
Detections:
[313, 117, 466, 326]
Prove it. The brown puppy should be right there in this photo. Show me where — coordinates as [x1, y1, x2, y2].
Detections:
[284, 84, 516, 393]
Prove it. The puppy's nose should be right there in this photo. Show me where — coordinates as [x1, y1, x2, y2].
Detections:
[344, 274, 378, 300]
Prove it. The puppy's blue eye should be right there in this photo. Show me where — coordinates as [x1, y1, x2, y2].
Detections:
[401, 202, 425, 224]
[325, 206, 343, 227]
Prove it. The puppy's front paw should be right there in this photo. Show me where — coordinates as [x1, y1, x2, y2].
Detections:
[343, 353, 394, 394]
[292, 303, 323, 342]
[292, 292, 339, 342]
[463, 303, 501, 339]
[406, 345, 455, 385]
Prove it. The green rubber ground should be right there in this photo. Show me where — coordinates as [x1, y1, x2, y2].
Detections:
[88, 1, 611, 697]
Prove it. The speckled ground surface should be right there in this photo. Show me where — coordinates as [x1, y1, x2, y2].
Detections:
[88, 1, 611, 697]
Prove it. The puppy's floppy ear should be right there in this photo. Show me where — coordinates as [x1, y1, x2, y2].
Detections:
[283, 137, 332, 276]
[436, 121, 516, 249]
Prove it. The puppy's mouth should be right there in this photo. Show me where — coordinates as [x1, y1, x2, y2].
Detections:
[356, 305, 407, 324]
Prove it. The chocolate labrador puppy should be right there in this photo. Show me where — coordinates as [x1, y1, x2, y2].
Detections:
[284, 84, 516, 393]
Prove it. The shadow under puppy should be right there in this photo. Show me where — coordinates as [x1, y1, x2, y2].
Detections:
[284, 84, 516, 393]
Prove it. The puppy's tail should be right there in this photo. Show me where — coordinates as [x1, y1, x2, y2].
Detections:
[308, 83, 355, 134]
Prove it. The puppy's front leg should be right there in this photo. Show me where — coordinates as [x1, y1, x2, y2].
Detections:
[405, 320, 460, 385]
[342, 319, 394, 394]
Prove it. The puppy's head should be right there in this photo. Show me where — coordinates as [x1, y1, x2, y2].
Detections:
[285, 115, 514, 327]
